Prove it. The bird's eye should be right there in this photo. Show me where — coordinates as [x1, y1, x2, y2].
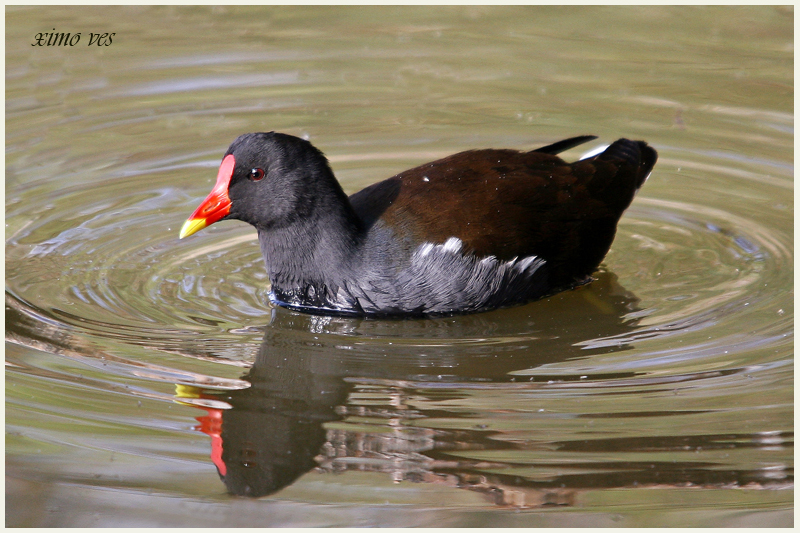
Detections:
[249, 168, 265, 181]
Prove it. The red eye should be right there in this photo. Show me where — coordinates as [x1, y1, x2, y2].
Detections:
[249, 168, 265, 181]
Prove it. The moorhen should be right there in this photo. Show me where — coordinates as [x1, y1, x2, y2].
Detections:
[180, 132, 656, 316]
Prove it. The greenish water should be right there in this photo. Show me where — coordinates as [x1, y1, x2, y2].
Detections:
[6, 5, 792, 527]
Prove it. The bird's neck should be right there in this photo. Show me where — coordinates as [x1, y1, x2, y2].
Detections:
[257, 200, 364, 299]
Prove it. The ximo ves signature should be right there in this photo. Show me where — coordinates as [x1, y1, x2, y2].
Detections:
[32, 29, 115, 47]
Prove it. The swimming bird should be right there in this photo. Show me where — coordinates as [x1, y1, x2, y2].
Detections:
[180, 132, 656, 316]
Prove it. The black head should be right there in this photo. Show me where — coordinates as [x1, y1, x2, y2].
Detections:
[225, 133, 328, 229]
[180, 132, 355, 238]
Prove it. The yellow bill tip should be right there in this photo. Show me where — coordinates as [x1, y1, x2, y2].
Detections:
[179, 217, 208, 239]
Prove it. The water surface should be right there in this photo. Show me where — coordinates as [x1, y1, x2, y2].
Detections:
[6, 6, 793, 527]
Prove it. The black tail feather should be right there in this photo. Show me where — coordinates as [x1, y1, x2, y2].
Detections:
[533, 135, 598, 155]
[597, 139, 657, 189]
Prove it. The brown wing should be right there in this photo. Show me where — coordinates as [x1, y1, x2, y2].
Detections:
[349, 140, 655, 285]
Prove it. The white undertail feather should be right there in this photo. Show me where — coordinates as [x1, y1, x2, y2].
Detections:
[579, 144, 609, 160]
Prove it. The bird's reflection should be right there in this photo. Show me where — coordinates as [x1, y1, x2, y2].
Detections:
[179, 272, 790, 504]
[181, 272, 638, 498]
